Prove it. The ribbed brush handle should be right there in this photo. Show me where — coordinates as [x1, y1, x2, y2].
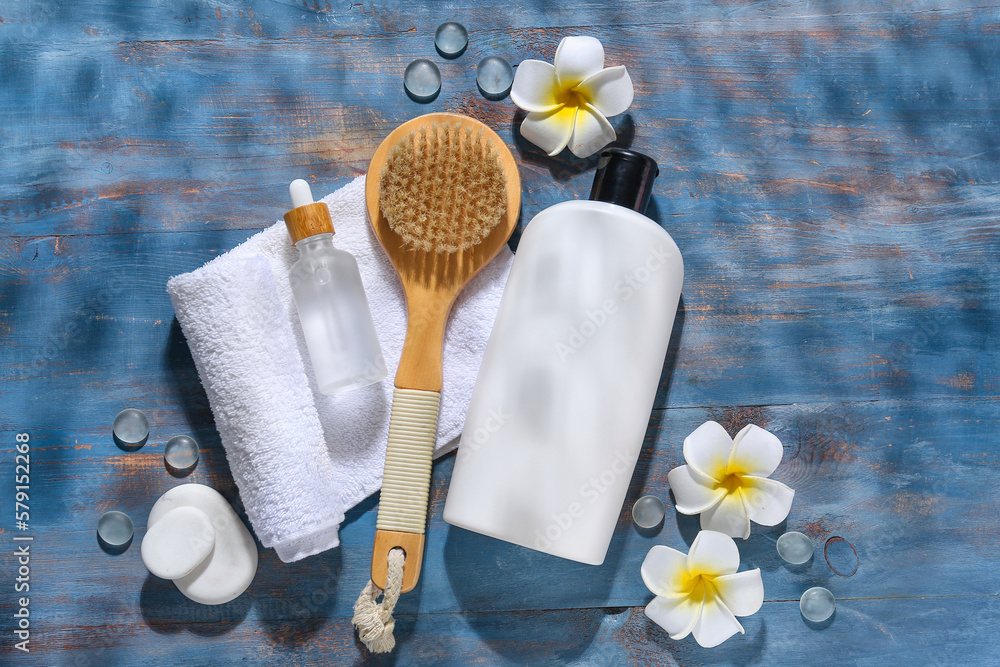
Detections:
[376, 388, 441, 533]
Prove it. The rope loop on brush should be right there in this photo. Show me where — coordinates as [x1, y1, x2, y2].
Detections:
[353, 547, 406, 653]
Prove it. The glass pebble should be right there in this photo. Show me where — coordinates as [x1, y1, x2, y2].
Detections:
[777, 531, 814, 564]
[631, 495, 665, 529]
[164, 435, 200, 473]
[435, 21, 468, 58]
[97, 510, 134, 547]
[476, 56, 514, 100]
[403, 59, 441, 103]
[800, 586, 836, 622]
[113, 408, 149, 447]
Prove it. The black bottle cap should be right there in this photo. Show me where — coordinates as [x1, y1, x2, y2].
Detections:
[588, 148, 659, 215]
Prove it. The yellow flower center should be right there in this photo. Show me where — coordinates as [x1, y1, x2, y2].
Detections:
[554, 86, 588, 110]
[676, 570, 717, 601]
[719, 472, 744, 495]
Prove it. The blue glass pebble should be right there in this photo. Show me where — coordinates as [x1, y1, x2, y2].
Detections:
[164, 435, 200, 473]
[404, 59, 441, 103]
[631, 495, 665, 529]
[777, 531, 814, 564]
[97, 510, 134, 547]
[476, 56, 514, 100]
[113, 408, 149, 448]
[435, 21, 468, 58]
[800, 586, 836, 622]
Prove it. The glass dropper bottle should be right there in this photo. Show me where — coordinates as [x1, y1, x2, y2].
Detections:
[284, 179, 387, 394]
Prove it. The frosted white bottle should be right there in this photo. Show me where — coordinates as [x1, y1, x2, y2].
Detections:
[284, 180, 387, 394]
[444, 150, 683, 565]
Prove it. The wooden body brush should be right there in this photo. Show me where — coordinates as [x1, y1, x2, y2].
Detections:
[365, 113, 520, 593]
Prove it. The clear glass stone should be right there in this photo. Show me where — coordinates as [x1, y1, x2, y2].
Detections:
[113, 408, 149, 447]
[800, 586, 836, 622]
[435, 21, 468, 58]
[476, 56, 514, 100]
[777, 531, 814, 564]
[164, 435, 200, 473]
[97, 511, 134, 547]
[631, 495, 665, 529]
[404, 59, 441, 103]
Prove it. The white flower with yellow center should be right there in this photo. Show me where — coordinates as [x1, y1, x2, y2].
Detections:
[668, 422, 795, 539]
[641, 530, 764, 648]
[510, 36, 634, 158]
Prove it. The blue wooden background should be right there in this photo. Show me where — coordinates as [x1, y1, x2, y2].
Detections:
[2, 0, 999, 664]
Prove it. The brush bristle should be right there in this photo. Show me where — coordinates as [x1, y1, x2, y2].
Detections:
[379, 122, 507, 253]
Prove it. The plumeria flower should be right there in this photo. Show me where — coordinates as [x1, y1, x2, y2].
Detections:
[642, 531, 764, 648]
[510, 36, 634, 158]
[668, 422, 794, 539]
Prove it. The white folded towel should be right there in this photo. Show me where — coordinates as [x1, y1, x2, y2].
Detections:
[166, 175, 512, 563]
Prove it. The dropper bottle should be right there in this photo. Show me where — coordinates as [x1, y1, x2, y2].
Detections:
[284, 179, 387, 394]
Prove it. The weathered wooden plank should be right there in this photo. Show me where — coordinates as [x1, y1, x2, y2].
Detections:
[19, 596, 1000, 665]
[4, 396, 997, 641]
[2, 0, 999, 663]
[3, 0, 988, 46]
[2, 224, 996, 414]
[1, 5, 998, 236]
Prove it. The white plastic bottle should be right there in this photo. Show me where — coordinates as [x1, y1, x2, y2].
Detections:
[443, 150, 683, 565]
[284, 179, 387, 394]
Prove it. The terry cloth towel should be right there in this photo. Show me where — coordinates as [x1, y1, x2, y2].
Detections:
[166, 175, 513, 563]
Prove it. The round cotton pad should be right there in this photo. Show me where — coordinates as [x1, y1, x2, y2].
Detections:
[141, 506, 216, 580]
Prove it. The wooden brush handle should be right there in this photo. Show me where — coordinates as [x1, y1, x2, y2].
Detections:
[372, 388, 441, 592]
[394, 291, 451, 392]
[371, 289, 451, 590]
[372, 292, 453, 590]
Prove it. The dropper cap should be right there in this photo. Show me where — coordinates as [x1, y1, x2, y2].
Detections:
[284, 179, 334, 244]
[588, 148, 659, 215]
